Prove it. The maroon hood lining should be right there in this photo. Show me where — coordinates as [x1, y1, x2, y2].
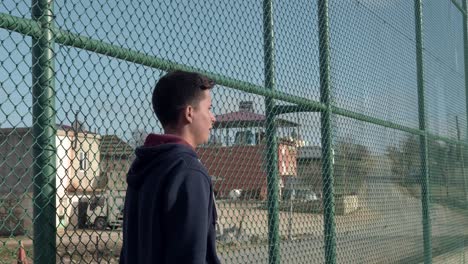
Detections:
[144, 133, 193, 149]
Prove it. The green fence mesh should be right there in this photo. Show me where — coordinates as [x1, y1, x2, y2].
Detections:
[1, 0, 468, 263]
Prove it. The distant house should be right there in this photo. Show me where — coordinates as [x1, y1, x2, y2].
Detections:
[199, 139, 297, 200]
[293, 146, 322, 193]
[99, 135, 134, 191]
[0, 125, 101, 234]
[198, 101, 300, 200]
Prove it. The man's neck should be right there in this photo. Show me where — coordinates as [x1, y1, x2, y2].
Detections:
[163, 128, 196, 149]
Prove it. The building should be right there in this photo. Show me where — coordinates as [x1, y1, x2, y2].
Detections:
[99, 135, 134, 191]
[199, 139, 297, 200]
[198, 101, 300, 200]
[293, 145, 323, 194]
[0, 125, 101, 234]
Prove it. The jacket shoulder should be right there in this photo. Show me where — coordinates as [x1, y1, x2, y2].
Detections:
[178, 152, 211, 182]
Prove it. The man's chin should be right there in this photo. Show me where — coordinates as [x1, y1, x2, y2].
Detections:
[196, 139, 209, 146]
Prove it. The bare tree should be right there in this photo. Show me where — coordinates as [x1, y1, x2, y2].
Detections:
[334, 139, 372, 195]
[130, 128, 149, 148]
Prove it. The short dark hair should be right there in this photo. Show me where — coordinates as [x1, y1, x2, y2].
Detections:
[152, 70, 215, 127]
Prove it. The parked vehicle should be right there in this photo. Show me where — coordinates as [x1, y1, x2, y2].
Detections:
[87, 190, 125, 230]
[283, 188, 320, 201]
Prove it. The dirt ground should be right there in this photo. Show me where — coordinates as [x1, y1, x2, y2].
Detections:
[0, 201, 379, 263]
[216, 201, 380, 240]
[5, 188, 467, 264]
[1, 229, 122, 263]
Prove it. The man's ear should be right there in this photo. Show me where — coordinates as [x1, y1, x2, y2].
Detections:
[184, 105, 194, 124]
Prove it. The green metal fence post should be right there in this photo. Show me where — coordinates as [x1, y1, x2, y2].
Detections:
[263, 0, 280, 263]
[463, 0, 468, 207]
[459, 13, 468, 264]
[317, 0, 337, 263]
[31, 0, 57, 263]
[414, 1, 432, 263]
[455, 117, 468, 209]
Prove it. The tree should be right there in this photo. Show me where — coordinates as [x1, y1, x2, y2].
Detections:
[386, 136, 420, 184]
[130, 128, 149, 148]
[334, 140, 373, 195]
[386, 135, 461, 188]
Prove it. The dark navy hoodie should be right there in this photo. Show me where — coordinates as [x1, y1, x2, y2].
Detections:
[119, 134, 220, 264]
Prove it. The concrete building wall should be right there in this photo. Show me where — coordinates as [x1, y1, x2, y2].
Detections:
[0, 127, 102, 233]
[0, 128, 34, 194]
[64, 131, 101, 191]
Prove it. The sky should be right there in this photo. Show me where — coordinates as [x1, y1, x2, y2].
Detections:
[0, 0, 466, 151]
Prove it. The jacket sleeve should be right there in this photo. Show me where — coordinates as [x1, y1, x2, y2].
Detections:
[164, 168, 211, 264]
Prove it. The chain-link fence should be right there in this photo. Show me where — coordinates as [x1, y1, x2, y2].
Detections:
[1, 0, 468, 263]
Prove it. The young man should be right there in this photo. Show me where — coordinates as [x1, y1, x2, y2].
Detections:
[120, 70, 221, 264]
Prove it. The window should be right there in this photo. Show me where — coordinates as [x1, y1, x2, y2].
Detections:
[79, 151, 88, 171]
[234, 131, 254, 145]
